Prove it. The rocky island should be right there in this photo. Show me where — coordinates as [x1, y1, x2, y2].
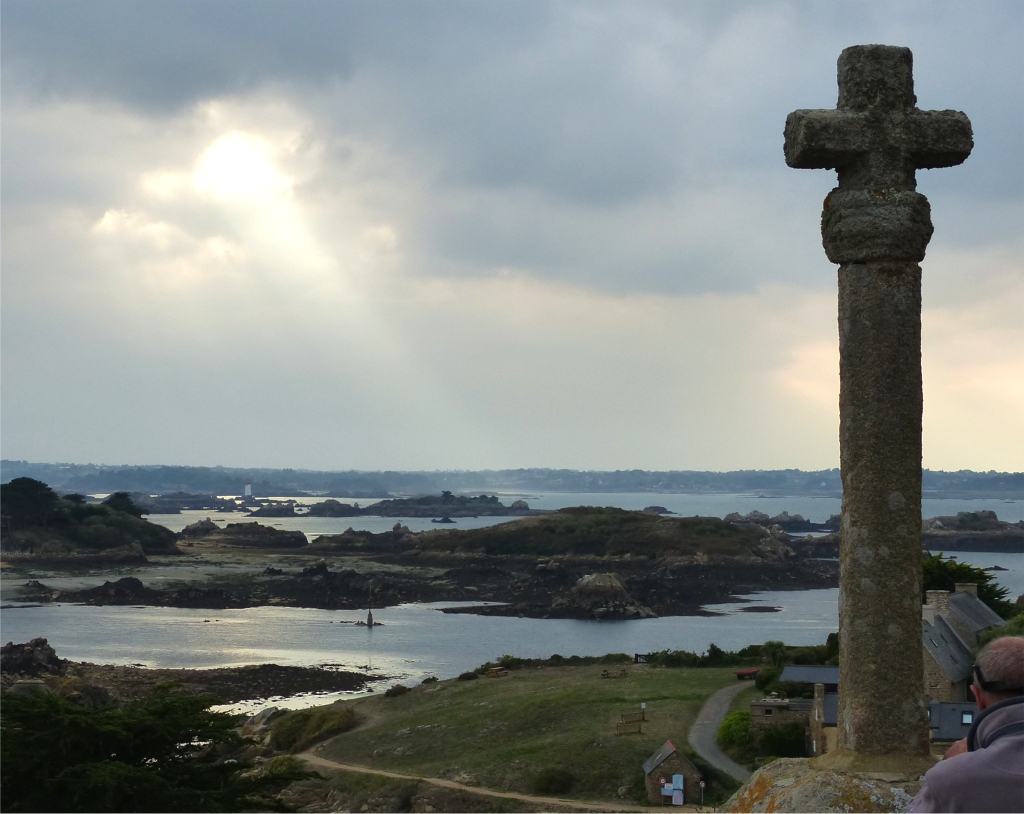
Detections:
[12, 506, 839, 619]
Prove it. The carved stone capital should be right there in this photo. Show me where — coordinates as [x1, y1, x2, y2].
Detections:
[821, 188, 933, 264]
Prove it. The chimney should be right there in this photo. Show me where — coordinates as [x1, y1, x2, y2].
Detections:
[954, 583, 978, 597]
[926, 590, 950, 617]
[922, 605, 935, 625]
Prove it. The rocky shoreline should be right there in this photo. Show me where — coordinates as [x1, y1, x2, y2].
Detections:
[0, 638, 376, 705]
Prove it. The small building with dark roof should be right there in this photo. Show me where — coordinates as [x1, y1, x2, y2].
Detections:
[642, 740, 702, 805]
[779, 664, 839, 691]
[928, 701, 977, 743]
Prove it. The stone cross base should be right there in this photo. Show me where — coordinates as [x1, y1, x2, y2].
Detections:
[726, 752, 937, 813]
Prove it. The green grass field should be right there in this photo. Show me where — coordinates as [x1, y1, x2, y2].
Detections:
[313, 664, 739, 805]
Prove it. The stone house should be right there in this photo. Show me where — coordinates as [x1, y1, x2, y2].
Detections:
[748, 693, 812, 739]
[642, 740, 703, 805]
[922, 584, 1004, 702]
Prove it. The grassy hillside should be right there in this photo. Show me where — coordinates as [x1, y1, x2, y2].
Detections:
[312, 662, 740, 805]
[417, 507, 765, 559]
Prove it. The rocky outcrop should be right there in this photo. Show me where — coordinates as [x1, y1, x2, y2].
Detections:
[306, 499, 361, 517]
[724, 510, 838, 532]
[1, 637, 63, 676]
[548, 572, 657, 620]
[726, 757, 924, 812]
[246, 502, 298, 518]
[923, 511, 1024, 552]
[208, 522, 307, 549]
[179, 518, 219, 538]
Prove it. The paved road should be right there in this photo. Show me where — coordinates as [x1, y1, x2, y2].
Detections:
[299, 750, 683, 812]
[687, 682, 753, 783]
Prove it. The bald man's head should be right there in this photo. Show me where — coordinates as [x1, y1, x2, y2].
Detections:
[974, 636, 1024, 702]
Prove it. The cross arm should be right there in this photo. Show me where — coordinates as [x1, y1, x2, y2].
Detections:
[784, 109, 870, 169]
[905, 109, 973, 169]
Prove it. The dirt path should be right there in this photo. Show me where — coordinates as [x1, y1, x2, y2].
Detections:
[687, 682, 752, 783]
[299, 749, 700, 812]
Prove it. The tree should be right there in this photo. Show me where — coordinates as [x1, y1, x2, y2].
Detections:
[1, 477, 60, 531]
[0, 685, 310, 812]
[102, 492, 146, 518]
[762, 640, 788, 669]
[922, 553, 1014, 619]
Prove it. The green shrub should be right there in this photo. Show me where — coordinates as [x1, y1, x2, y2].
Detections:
[270, 705, 357, 752]
[1, 685, 310, 812]
[533, 766, 575, 794]
[979, 614, 1024, 645]
[758, 723, 806, 758]
[420, 676, 439, 685]
[384, 684, 410, 698]
[717, 711, 750, 749]
[457, 671, 479, 681]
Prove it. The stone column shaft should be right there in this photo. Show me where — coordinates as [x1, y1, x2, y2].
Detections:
[837, 260, 928, 755]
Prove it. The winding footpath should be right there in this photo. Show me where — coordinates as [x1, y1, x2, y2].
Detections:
[687, 682, 753, 783]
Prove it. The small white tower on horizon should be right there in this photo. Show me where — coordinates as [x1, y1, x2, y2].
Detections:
[244, 482, 252, 499]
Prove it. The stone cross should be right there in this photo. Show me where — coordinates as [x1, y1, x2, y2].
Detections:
[785, 45, 971, 758]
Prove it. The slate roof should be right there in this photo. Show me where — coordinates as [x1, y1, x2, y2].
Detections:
[780, 665, 840, 685]
[928, 701, 977, 742]
[642, 740, 676, 775]
[948, 592, 1004, 636]
[922, 616, 973, 683]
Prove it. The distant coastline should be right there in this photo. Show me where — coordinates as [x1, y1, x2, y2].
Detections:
[2, 460, 1020, 501]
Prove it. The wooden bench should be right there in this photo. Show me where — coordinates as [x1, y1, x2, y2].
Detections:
[615, 721, 643, 735]
[620, 711, 646, 724]
[484, 668, 509, 678]
[601, 669, 630, 679]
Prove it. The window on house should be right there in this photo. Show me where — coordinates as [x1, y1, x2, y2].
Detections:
[764, 709, 772, 715]
[961, 712, 973, 725]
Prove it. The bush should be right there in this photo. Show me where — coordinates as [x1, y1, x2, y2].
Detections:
[758, 723, 806, 758]
[533, 766, 575, 794]
[717, 710, 751, 749]
[1, 685, 310, 812]
[420, 676, 439, 684]
[384, 684, 410, 698]
[979, 614, 1024, 645]
[270, 705, 357, 752]
[457, 671, 479, 681]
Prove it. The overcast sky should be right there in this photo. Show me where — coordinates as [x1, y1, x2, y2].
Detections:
[2, 0, 1021, 472]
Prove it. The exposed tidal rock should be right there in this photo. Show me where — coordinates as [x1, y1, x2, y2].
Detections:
[208, 522, 307, 548]
[555, 572, 657, 620]
[1, 637, 63, 676]
[246, 501, 298, 518]
[179, 517, 219, 538]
